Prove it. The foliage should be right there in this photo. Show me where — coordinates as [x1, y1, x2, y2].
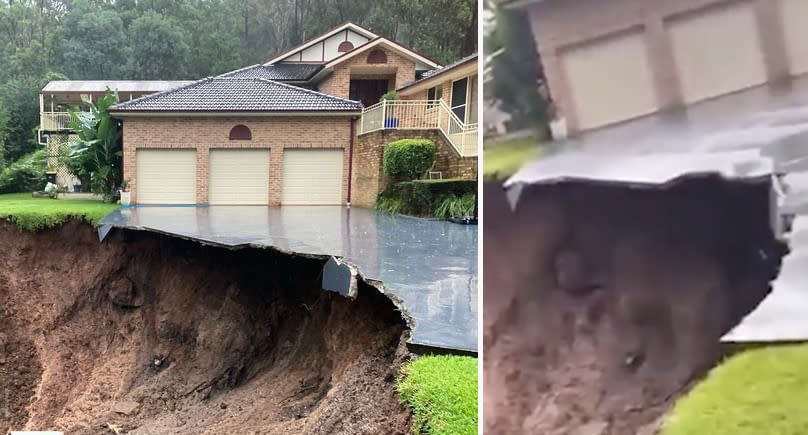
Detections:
[374, 195, 405, 215]
[376, 178, 476, 217]
[53, 0, 129, 79]
[0, 192, 118, 231]
[484, 2, 550, 132]
[383, 139, 437, 180]
[397, 355, 478, 435]
[661, 344, 808, 435]
[483, 134, 543, 179]
[66, 90, 122, 201]
[0, 149, 47, 194]
[434, 193, 475, 219]
[126, 11, 191, 80]
[381, 90, 400, 101]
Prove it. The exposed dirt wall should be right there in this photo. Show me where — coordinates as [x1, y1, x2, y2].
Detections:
[0, 222, 411, 434]
[483, 177, 786, 435]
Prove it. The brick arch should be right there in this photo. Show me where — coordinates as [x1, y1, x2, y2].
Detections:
[367, 49, 388, 64]
[229, 124, 252, 140]
[338, 41, 354, 52]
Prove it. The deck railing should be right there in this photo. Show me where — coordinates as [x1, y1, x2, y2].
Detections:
[359, 100, 478, 157]
[40, 112, 73, 131]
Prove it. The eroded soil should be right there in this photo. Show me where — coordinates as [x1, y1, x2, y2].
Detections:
[483, 177, 786, 435]
[0, 222, 411, 434]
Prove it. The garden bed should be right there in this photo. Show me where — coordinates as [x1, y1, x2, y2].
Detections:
[375, 179, 476, 218]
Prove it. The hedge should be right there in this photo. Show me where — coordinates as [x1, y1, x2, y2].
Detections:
[382, 139, 437, 180]
[375, 178, 476, 217]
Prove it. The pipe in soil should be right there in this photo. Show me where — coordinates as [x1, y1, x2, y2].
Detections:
[0, 222, 412, 434]
[483, 176, 787, 435]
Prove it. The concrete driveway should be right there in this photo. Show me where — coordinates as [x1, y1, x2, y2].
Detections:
[513, 75, 808, 342]
[101, 206, 478, 352]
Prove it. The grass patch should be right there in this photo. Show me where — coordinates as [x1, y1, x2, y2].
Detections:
[661, 344, 808, 435]
[483, 135, 543, 179]
[397, 355, 477, 435]
[0, 192, 118, 231]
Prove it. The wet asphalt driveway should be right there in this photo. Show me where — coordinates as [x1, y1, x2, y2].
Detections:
[101, 206, 478, 352]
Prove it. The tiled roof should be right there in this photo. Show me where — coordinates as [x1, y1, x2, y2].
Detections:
[397, 53, 477, 91]
[108, 77, 361, 113]
[219, 63, 323, 81]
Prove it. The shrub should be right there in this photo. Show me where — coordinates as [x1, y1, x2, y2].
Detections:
[376, 178, 476, 217]
[434, 193, 476, 219]
[0, 149, 47, 194]
[381, 90, 400, 101]
[383, 139, 437, 180]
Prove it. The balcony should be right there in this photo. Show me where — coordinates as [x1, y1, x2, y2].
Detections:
[359, 100, 478, 157]
[40, 112, 73, 131]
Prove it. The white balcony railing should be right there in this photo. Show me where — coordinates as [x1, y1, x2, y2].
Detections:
[40, 112, 73, 131]
[359, 100, 478, 157]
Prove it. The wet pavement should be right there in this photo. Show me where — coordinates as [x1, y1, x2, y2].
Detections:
[509, 75, 808, 342]
[101, 206, 478, 352]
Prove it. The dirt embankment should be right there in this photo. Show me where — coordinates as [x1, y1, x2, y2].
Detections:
[483, 177, 787, 435]
[0, 222, 411, 434]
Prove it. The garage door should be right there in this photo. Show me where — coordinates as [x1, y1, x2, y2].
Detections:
[667, 2, 766, 103]
[781, 0, 808, 76]
[209, 149, 270, 205]
[282, 149, 343, 205]
[561, 29, 658, 130]
[136, 149, 196, 204]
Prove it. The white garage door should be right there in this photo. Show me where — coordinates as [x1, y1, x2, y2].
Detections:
[136, 149, 196, 204]
[781, 0, 808, 76]
[209, 149, 270, 205]
[667, 2, 766, 103]
[282, 149, 343, 205]
[561, 29, 658, 130]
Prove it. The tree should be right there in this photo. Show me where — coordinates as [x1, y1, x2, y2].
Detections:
[66, 90, 122, 201]
[53, 1, 128, 79]
[126, 11, 190, 79]
[484, 4, 549, 133]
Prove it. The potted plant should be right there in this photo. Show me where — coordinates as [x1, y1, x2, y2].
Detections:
[120, 179, 132, 206]
[382, 90, 400, 128]
[547, 101, 568, 140]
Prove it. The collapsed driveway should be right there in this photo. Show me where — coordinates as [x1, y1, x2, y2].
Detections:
[101, 206, 478, 353]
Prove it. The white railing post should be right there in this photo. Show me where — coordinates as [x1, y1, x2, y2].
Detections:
[382, 99, 387, 129]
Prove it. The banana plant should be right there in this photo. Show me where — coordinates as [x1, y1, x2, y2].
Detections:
[66, 89, 122, 202]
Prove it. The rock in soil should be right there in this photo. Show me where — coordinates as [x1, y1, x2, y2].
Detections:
[0, 221, 412, 434]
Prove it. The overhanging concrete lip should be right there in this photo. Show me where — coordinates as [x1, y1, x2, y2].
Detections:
[99, 205, 478, 353]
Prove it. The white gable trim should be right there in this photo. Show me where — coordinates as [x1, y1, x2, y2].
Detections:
[264, 23, 377, 65]
[323, 38, 441, 70]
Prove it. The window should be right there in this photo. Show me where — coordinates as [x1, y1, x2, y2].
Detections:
[367, 49, 388, 64]
[450, 78, 468, 122]
[427, 86, 443, 107]
[338, 41, 354, 52]
[229, 125, 252, 140]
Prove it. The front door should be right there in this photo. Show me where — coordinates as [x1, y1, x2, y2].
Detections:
[349, 79, 389, 106]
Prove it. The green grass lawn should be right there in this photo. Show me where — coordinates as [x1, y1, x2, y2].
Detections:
[483, 135, 543, 179]
[397, 355, 478, 435]
[0, 192, 118, 231]
[662, 344, 808, 435]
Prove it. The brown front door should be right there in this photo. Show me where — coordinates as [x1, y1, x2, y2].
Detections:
[349, 79, 389, 106]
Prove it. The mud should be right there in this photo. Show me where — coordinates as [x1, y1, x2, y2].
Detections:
[0, 221, 411, 434]
[483, 176, 787, 435]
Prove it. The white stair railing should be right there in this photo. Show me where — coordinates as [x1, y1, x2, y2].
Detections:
[359, 100, 478, 157]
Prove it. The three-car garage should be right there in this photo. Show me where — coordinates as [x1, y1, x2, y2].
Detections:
[134, 148, 344, 206]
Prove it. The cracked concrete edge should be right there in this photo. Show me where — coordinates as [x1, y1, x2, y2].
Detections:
[98, 223, 418, 342]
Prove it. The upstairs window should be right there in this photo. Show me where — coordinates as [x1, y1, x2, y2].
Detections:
[427, 85, 443, 107]
[229, 125, 252, 140]
[338, 41, 354, 52]
[367, 49, 388, 64]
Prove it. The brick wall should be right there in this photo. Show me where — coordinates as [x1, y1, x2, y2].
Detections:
[122, 116, 354, 205]
[318, 46, 417, 99]
[351, 128, 478, 207]
[524, 0, 789, 133]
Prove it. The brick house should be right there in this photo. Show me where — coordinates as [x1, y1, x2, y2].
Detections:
[38, 22, 479, 206]
[515, 0, 808, 135]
